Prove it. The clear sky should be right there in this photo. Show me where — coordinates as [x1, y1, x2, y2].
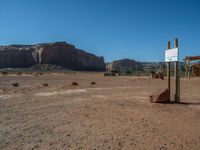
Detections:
[0, 0, 199, 62]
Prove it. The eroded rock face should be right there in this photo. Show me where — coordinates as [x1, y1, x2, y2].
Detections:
[0, 42, 105, 71]
[149, 89, 170, 103]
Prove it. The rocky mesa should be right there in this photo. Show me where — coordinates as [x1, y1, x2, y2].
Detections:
[0, 42, 105, 71]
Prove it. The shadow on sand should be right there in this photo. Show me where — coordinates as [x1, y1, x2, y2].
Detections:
[162, 101, 200, 106]
[179, 102, 200, 105]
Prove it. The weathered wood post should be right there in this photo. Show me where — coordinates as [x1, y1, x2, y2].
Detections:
[136, 65, 138, 76]
[174, 38, 180, 102]
[118, 67, 121, 76]
[167, 41, 171, 101]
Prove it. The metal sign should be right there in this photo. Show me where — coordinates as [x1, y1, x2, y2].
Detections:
[165, 48, 179, 62]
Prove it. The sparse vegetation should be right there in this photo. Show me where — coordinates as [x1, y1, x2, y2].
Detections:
[16, 72, 22, 76]
[125, 70, 132, 75]
[0, 72, 200, 149]
[11, 82, 19, 87]
[34, 72, 43, 77]
[72, 82, 78, 86]
[91, 82, 96, 85]
[42, 83, 48, 86]
[37, 72, 43, 75]
[1, 71, 9, 75]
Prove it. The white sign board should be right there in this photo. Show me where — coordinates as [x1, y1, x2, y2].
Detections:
[165, 48, 179, 62]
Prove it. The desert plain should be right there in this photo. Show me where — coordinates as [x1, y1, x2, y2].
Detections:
[0, 72, 200, 150]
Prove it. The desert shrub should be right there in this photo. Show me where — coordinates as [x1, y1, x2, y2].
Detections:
[36, 72, 43, 75]
[91, 82, 96, 85]
[34, 72, 43, 77]
[1, 71, 9, 75]
[16, 72, 22, 76]
[125, 70, 132, 75]
[72, 82, 78, 86]
[42, 83, 48, 86]
[12, 82, 19, 87]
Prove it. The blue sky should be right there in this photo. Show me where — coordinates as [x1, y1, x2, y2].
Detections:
[0, 0, 200, 62]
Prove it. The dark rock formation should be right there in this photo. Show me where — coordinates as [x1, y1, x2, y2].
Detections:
[106, 59, 143, 71]
[0, 42, 105, 71]
[149, 89, 170, 103]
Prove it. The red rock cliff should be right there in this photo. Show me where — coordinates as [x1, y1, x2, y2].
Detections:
[0, 42, 105, 71]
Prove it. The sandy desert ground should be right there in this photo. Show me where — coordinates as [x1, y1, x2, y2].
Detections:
[0, 72, 200, 150]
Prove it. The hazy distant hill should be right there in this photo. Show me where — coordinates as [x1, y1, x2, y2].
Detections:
[106, 59, 143, 71]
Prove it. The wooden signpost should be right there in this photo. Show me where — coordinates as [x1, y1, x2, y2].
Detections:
[174, 38, 180, 102]
[165, 38, 180, 103]
[167, 41, 171, 101]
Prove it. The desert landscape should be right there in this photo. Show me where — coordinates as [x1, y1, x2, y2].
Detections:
[1, 0, 200, 149]
[0, 72, 200, 150]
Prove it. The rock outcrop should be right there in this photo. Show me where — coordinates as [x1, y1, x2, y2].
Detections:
[0, 42, 105, 71]
[106, 59, 143, 71]
[149, 89, 170, 103]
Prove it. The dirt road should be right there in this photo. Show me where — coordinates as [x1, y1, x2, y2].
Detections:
[0, 72, 200, 149]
